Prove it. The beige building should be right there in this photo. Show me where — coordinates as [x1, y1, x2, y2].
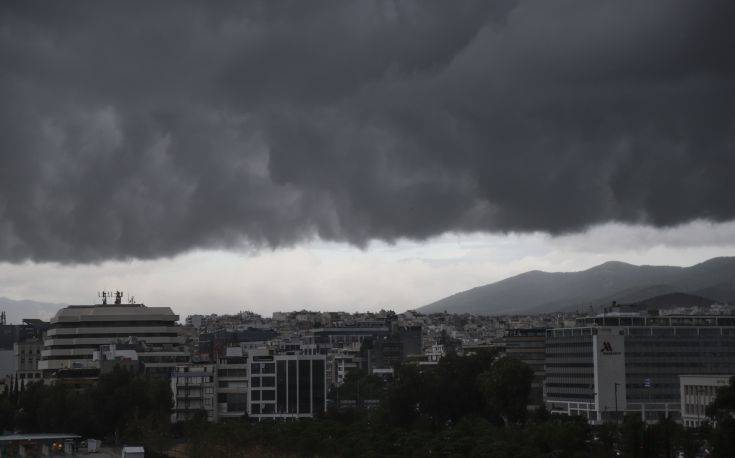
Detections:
[39, 301, 190, 380]
[680, 374, 733, 427]
[14, 338, 43, 385]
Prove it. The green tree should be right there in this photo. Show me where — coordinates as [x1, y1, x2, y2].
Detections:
[478, 357, 534, 424]
[706, 377, 735, 458]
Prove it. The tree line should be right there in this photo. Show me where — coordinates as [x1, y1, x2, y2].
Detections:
[1, 353, 734, 457]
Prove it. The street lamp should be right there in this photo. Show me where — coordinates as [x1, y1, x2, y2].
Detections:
[614, 382, 620, 424]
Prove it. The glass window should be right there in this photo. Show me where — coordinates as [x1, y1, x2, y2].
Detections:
[299, 360, 311, 414]
[277, 360, 287, 413]
[288, 360, 297, 414]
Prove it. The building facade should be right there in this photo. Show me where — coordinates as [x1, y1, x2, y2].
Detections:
[39, 301, 190, 380]
[544, 314, 735, 423]
[679, 374, 734, 427]
[216, 346, 249, 420]
[503, 328, 546, 407]
[248, 351, 327, 420]
[171, 364, 217, 422]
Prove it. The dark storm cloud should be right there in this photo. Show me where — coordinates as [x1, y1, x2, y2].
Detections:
[1, 0, 734, 262]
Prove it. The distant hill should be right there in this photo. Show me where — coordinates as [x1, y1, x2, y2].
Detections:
[418, 257, 735, 315]
[0, 297, 64, 324]
[627, 292, 717, 310]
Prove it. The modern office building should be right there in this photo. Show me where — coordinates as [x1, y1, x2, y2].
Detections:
[544, 314, 735, 423]
[679, 374, 734, 427]
[248, 350, 327, 420]
[39, 295, 190, 380]
[503, 328, 546, 406]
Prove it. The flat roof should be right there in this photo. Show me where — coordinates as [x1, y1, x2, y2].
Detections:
[0, 433, 81, 442]
[52, 305, 178, 323]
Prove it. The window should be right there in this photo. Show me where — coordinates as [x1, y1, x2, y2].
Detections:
[299, 360, 311, 414]
[277, 360, 287, 413]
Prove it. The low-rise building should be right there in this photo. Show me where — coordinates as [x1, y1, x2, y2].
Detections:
[216, 347, 249, 420]
[680, 374, 734, 427]
[171, 364, 217, 422]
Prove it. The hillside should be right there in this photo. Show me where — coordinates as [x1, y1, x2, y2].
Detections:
[628, 292, 717, 310]
[418, 257, 735, 315]
[0, 297, 64, 323]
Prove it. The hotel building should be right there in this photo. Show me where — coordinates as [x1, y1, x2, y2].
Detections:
[544, 314, 735, 423]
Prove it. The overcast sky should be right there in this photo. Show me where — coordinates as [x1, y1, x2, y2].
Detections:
[1, 1, 734, 317]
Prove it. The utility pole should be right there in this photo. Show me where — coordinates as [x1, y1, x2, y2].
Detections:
[614, 382, 620, 424]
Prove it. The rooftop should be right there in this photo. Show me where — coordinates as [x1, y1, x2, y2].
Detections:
[0, 433, 81, 442]
[51, 304, 179, 323]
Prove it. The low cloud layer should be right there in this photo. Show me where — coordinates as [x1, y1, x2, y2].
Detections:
[1, 1, 734, 262]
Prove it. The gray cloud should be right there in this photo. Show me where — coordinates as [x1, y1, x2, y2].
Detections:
[1, 0, 734, 262]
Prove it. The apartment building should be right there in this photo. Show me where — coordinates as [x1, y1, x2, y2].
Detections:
[171, 365, 217, 422]
[216, 346, 249, 420]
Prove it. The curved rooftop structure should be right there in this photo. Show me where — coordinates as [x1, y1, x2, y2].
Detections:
[40, 302, 190, 379]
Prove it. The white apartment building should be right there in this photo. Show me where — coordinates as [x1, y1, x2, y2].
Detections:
[216, 347, 249, 420]
[171, 365, 217, 422]
[14, 338, 43, 385]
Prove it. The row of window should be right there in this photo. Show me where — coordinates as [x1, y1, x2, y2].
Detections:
[251, 390, 276, 401]
[683, 385, 720, 396]
[251, 376, 276, 387]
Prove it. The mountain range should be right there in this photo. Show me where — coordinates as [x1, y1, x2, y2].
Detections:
[418, 257, 735, 315]
[0, 297, 64, 324]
